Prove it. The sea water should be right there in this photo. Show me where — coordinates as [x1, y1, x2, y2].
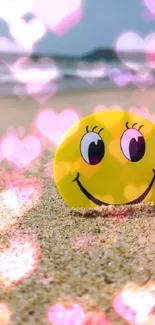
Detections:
[0, 55, 154, 96]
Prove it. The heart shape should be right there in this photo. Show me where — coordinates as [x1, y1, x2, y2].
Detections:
[0, 0, 33, 23]
[30, 0, 82, 35]
[11, 57, 59, 84]
[113, 282, 155, 325]
[26, 81, 56, 104]
[48, 303, 85, 325]
[108, 68, 132, 87]
[0, 230, 41, 289]
[77, 62, 106, 84]
[36, 109, 80, 145]
[128, 106, 155, 124]
[0, 175, 42, 234]
[115, 31, 155, 71]
[132, 71, 154, 89]
[9, 18, 45, 50]
[1, 135, 41, 168]
[10, 57, 58, 101]
[144, 0, 155, 15]
[0, 37, 29, 55]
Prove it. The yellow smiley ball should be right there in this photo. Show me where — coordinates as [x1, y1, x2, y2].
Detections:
[53, 110, 155, 208]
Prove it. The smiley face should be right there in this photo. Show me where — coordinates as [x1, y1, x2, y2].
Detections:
[53, 110, 155, 208]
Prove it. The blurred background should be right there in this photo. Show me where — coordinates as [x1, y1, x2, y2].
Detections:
[1, 2, 155, 325]
[0, 0, 155, 95]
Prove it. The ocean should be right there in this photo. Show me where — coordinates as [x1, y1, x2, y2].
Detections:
[0, 54, 154, 96]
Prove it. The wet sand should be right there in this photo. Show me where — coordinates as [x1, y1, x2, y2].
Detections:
[0, 86, 155, 325]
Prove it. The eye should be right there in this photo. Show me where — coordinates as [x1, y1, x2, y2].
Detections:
[80, 131, 105, 165]
[121, 125, 145, 162]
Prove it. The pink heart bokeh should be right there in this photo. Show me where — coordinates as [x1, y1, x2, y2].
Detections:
[9, 18, 45, 50]
[36, 109, 80, 145]
[128, 106, 155, 124]
[115, 31, 155, 71]
[48, 303, 85, 325]
[143, 0, 155, 15]
[1, 135, 41, 168]
[10, 57, 59, 102]
[132, 71, 154, 88]
[26, 81, 56, 104]
[0, 230, 41, 289]
[113, 282, 155, 325]
[10, 57, 59, 83]
[77, 62, 106, 84]
[0, 174, 43, 234]
[0, 0, 33, 23]
[108, 68, 132, 87]
[30, 0, 82, 35]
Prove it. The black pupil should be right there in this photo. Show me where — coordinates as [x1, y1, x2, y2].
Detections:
[88, 139, 105, 165]
[129, 136, 145, 162]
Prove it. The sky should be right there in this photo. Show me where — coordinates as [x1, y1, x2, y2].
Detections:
[0, 0, 155, 56]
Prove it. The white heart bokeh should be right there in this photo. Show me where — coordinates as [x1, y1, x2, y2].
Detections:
[115, 31, 155, 71]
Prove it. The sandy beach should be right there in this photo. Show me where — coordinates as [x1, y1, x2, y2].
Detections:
[0, 86, 155, 325]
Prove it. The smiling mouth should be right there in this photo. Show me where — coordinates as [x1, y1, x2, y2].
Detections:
[72, 169, 155, 206]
